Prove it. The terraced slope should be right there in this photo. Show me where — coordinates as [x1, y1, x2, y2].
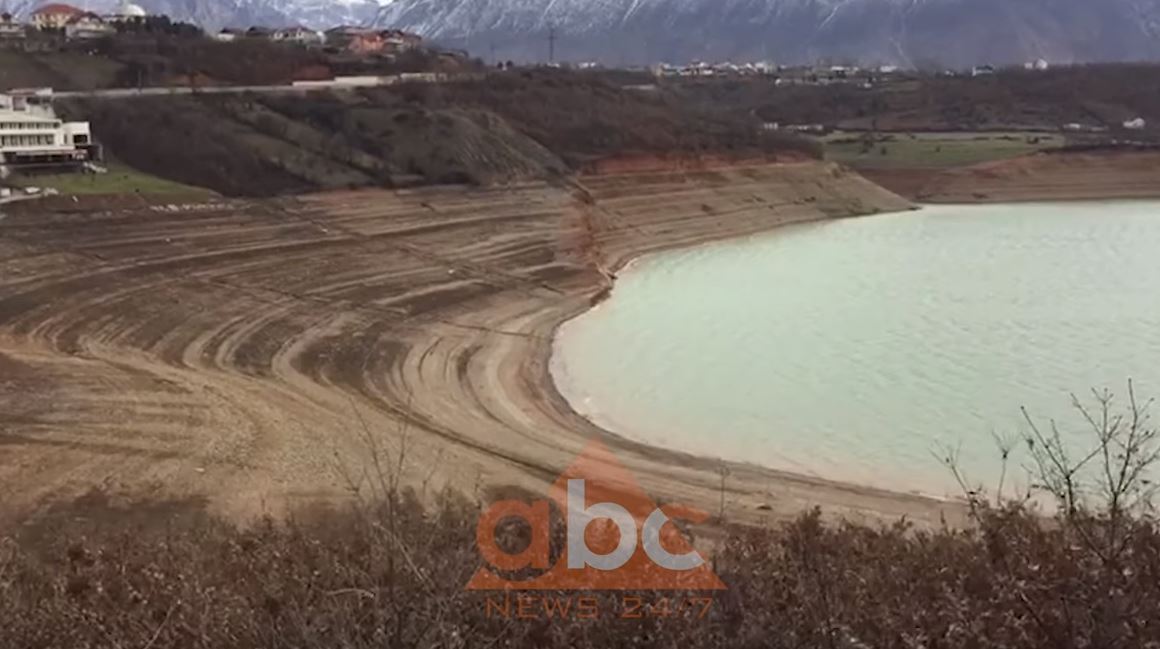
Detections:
[0, 162, 948, 525]
[862, 150, 1160, 203]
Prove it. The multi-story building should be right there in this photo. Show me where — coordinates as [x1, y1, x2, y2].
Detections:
[0, 89, 96, 167]
[29, 3, 85, 29]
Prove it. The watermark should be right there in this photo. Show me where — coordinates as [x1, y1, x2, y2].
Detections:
[467, 438, 725, 608]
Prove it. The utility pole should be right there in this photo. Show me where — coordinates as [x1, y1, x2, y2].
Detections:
[548, 23, 556, 64]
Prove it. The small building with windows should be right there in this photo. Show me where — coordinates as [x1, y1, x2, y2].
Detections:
[0, 12, 26, 39]
[65, 12, 115, 39]
[272, 25, 323, 46]
[0, 89, 97, 167]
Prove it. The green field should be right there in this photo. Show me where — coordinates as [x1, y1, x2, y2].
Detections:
[823, 131, 1066, 169]
[10, 164, 214, 197]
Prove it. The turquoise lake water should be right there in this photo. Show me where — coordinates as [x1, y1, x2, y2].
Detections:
[550, 202, 1160, 498]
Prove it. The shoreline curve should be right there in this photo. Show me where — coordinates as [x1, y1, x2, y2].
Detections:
[0, 161, 964, 527]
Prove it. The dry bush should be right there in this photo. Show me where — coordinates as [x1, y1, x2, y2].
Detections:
[389, 69, 823, 165]
[4, 388, 1160, 647]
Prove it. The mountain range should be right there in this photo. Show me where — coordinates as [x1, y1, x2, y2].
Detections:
[11, 0, 1160, 67]
[370, 0, 1160, 67]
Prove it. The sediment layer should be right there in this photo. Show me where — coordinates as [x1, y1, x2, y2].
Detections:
[0, 162, 956, 526]
[862, 150, 1160, 203]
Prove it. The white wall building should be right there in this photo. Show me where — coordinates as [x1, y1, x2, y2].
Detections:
[29, 3, 86, 29]
[65, 13, 115, 39]
[0, 11, 26, 38]
[106, 0, 147, 22]
[271, 25, 323, 46]
[0, 89, 95, 166]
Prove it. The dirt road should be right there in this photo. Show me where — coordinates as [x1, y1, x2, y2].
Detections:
[0, 162, 958, 526]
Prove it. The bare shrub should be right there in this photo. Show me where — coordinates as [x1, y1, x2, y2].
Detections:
[5, 389, 1160, 647]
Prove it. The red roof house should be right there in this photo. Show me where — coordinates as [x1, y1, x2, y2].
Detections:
[30, 3, 85, 29]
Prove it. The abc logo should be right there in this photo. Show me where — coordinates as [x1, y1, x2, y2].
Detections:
[466, 439, 725, 591]
[477, 479, 706, 573]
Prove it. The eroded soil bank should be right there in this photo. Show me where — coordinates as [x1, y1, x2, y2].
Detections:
[862, 150, 1160, 203]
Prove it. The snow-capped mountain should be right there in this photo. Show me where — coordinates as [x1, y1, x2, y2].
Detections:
[4, 0, 384, 30]
[12, 0, 1160, 63]
[370, 0, 1160, 67]
[137, 0, 385, 29]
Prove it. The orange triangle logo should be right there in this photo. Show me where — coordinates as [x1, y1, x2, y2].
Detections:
[466, 439, 726, 591]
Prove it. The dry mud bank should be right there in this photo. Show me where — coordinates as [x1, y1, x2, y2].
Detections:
[0, 162, 957, 526]
[862, 150, 1160, 203]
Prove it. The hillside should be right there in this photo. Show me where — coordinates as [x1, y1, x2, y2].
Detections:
[671, 65, 1160, 134]
[0, 34, 470, 92]
[56, 71, 819, 196]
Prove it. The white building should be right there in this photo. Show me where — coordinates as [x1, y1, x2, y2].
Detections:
[271, 25, 323, 45]
[0, 89, 95, 167]
[0, 11, 25, 39]
[65, 13, 115, 39]
[106, 0, 147, 22]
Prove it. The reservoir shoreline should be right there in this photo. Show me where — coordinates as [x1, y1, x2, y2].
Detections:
[529, 151, 1160, 524]
[548, 197, 1160, 500]
[4, 152, 1157, 526]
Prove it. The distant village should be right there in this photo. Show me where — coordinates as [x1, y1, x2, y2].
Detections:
[648, 60, 1055, 83]
[0, 0, 436, 194]
[0, 1, 426, 58]
[3, 1, 1147, 197]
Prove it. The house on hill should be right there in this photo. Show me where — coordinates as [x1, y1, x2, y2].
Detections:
[381, 28, 421, 53]
[272, 25, 322, 46]
[323, 25, 361, 47]
[0, 12, 26, 39]
[0, 88, 97, 168]
[326, 25, 412, 55]
[30, 3, 85, 29]
[65, 13, 114, 39]
[105, 0, 147, 23]
[347, 31, 384, 54]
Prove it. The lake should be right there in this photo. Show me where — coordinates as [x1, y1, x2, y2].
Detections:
[550, 202, 1160, 498]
